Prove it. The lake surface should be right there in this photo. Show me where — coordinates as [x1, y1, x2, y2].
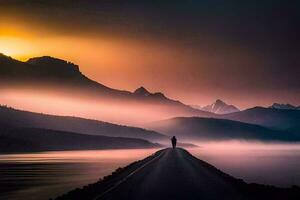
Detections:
[0, 149, 159, 200]
[1, 142, 300, 200]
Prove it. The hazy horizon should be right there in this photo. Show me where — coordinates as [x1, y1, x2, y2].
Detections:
[1, 53, 299, 112]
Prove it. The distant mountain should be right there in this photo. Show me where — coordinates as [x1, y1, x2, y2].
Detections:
[0, 106, 168, 143]
[0, 54, 214, 124]
[222, 107, 300, 133]
[192, 99, 239, 114]
[269, 103, 300, 110]
[134, 87, 151, 97]
[0, 54, 77, 81]
[0, 54, 118, 92]
[133, 86, 168, 100]
[149, 117, 300, 142]
[0, 127, 160, 153]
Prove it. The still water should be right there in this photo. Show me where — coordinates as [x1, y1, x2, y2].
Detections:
[1, 142, 300, 200]
[0, 149, 159, 200]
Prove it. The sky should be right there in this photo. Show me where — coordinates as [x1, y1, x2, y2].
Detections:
[0, 0, 299, 108]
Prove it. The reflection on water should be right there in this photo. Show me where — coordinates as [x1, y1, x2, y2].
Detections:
[0, 149, 159, 200]
[1, 142, 300, 200]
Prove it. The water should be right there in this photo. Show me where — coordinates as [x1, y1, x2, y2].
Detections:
[0, 149, 159, 200]
[1, 142, 300, 200]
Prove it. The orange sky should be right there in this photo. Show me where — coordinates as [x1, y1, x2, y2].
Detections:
[0, 2, 299, 109]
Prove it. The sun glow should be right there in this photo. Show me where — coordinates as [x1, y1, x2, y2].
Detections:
[0, 23, 37, 60]
[0, 36, 34, 61]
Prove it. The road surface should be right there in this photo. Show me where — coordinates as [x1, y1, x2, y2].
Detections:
[56, 148, 300, 200]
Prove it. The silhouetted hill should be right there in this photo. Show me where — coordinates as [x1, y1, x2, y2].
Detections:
[134, 87, 151, 96]
[0, 54, 113, 90]
[222, 107, 300, 134]
[133, 86, 169, 100]
[0, 106, 168, 143]
[0, 127, 160, 153]
[0, 54, 214, 121]
[149, 117, 300, 142]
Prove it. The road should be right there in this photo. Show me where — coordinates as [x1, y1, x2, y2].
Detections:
[99, 148, 243, 200]
[56, 148, 300, 200]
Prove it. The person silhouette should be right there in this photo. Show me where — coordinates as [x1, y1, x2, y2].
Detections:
[171, 136, 177, 149]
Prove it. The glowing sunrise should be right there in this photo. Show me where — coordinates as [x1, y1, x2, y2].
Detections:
[1, 1, 299, 109]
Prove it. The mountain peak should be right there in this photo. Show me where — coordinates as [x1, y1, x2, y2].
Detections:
[152, 92, 166, 99]
[0, 55, 88, 84]
[26, 56, 80, 73]
[133, 87, 168, 100]
[215, 99, 226, 106]
[0, 53, 14, 62]
[0, 53, 8, 58]
[270, 103, 299, 110]
[134, 87, 151, 96]
[196, 99, 240, 114]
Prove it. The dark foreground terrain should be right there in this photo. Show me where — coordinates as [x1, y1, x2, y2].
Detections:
[55, 148, 300, 200]
[0, 127, 160, 153]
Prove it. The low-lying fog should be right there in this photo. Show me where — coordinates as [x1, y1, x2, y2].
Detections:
[188, 140, 300, 187]
[0, 88, 189, 126]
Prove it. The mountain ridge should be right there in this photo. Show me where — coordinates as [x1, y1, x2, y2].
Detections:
[222, 106, 300, 133]
[0, 53, 214, 122]
[149, 116, 300, 142]
[269, 103, 300, 110]
[0, 127, 160, 153]
[192, 99, 240, 114]
[0, 105, 168, 143]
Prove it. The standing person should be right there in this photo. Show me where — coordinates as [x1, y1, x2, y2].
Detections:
[171, 136, 177, 149]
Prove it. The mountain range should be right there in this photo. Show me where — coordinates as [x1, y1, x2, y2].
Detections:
[0, 105, 167, 143]
[1, 53, 300, 145]
[0, 106, 165, 153]
[269, 103, 300, 110]
[0, 53, 207, 109]
[0, 106, 201, 152]
[1, 102, 300, 152]
[192, 99, 240, 114]
[222, 107, 300, 134]
[149, 116, 300, 142]
[0, 127, 159, 153]
[0, 54, 214, 124]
